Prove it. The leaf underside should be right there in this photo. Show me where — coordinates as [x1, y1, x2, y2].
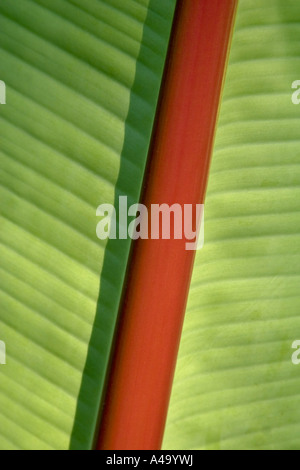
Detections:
[0, 0, 175, 450]
[1, 0, 300, 452]
[164, 0, 300, 451]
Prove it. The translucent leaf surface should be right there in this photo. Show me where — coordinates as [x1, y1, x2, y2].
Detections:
[0, 0, 175, 450]
[164, 0, 300, 451]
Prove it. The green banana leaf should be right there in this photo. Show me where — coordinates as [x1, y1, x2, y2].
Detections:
[0, 0, 176, 450]
[1, 0, 300, 451]
[164, 0, 300, 451]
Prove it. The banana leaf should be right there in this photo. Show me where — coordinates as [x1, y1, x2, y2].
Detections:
[164, 0, 300, 451]
[0, 0, 176, 450]
[1, 0, 300, 451]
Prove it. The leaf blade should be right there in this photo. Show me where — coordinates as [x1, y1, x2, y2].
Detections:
[164, 0, 300, 451]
